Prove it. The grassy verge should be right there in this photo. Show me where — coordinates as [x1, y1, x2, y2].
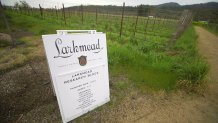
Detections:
[108, 26, 208, 92]
[172, 26, 209, 93]
[193, 21, 218, 36]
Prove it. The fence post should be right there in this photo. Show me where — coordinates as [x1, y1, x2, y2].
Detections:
[15, 6, 19, 14]
[81, 5, 83, 24]
[27, 6, 30, 15]
[160, 16, 167, 30]
[156, 16, 162, 29]
[19, 6, 22, 14]
[30, 7, 33, 16]
[144, 17, 150, 37]
[153, 15, 160, 36]
[134, 14, 139, 36]
[119, 2, 125, 37]
[96, 8, 98, 24]
[55, 6, 58, 19]
[62, 4, 66, 25]
[68, 8, 70, 18]
[151, 16, 157, 32]
[39, 4, 43, 19]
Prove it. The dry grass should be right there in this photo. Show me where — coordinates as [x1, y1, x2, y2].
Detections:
[176, 79, 208, 95]
[0, 50, 26, 74]
[0, 36, 45, 74]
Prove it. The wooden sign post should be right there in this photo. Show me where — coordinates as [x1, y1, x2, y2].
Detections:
[42, 30, 110, 123]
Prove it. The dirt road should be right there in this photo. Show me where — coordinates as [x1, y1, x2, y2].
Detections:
[194, 26, 218, 122]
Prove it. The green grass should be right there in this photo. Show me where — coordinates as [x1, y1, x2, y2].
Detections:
[205, 23, 218, 36]
[110, 65, 177, 91]
[0, 11, 209, 92]
[172, 26, 209, 84]
[170, 26, 209, 93]
[113, 80, 129, 90]
[193, 21, 218, 36]
[109, 26, 208, 91]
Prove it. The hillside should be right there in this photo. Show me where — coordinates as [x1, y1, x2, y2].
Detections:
[183, 2, 218, 10]
[183, 2, 218, 23]
[157, 2, 181, 8]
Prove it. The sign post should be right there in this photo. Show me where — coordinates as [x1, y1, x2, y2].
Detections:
[42, 30, 110, 123]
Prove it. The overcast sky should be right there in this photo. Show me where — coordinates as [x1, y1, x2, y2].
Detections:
[2, 0, 218, 8]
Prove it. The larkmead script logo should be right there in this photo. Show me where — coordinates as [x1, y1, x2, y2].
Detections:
[54, 38, 103, 58]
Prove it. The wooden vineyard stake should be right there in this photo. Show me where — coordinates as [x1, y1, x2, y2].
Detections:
[134, 14, 139, 36]
[62, 4, 66, 25]
[120, 2, 125, 37]
[39, 4, 43, 19]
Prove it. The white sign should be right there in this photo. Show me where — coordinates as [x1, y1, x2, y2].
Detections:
[42, 30, 110, 123]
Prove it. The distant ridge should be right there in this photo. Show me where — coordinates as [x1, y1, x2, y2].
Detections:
[156, 2, 181, 8]
[183, 2, 218, 10]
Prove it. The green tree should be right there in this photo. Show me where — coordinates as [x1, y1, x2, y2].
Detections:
[137, 5, 144, 16]
[137, 5, 149, 16]
[19, 1, 30, 8]
[14, 2, 19, 8]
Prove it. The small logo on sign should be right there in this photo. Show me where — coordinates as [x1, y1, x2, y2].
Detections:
[78, 55, 87, 66]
